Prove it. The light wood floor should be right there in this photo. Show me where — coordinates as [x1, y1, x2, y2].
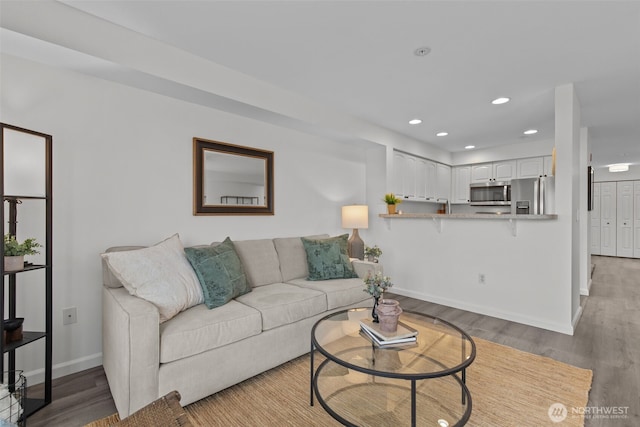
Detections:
[27, 255, 639, 426]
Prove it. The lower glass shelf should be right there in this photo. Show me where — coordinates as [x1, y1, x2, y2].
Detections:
[2, 331, 47, 353]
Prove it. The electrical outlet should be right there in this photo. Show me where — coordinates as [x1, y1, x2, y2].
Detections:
[63, 307, 77, 325]
[478, 274, 486, 285]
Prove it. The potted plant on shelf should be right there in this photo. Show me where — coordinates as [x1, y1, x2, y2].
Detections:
[383, 193, 402, 214]
[364, 245, 382, 263]
[3, 234, 42, 271]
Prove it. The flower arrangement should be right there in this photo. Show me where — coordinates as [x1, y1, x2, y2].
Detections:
[383, 193, 402, 205]
[4, 234, 41, 257]
[363, 271, 393, 298]
[364, 245, 382, 262]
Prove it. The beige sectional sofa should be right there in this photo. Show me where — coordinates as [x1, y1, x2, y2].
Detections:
[101, 234, 379, 417]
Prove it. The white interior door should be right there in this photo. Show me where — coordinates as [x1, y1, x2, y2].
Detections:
[600, 182, 617, 256]
[591, 183, 601, 255]
[617, 181, 634, 257]
[634, 181, 640, 258]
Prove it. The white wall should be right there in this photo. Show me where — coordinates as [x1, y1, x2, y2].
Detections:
[1, 54, 370, 382]
[554, 84, 583, 328]
[375, 218, 574, 333]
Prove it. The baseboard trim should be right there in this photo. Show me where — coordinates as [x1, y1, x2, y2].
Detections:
[580, 278, 592, 296]
[392, 287, 574, 335]
[571, 305, 584, 332]
[23, 352, 103, 385]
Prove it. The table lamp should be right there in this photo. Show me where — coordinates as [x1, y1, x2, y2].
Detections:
[341, 205, 368, 260]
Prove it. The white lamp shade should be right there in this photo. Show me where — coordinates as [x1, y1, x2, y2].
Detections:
[342, 205, 369, 229]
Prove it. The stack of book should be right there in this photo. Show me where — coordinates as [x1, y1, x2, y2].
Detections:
[359, 319, 418, 347]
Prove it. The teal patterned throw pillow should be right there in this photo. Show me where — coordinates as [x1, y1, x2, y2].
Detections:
[184, 237, 251, 309]
[301, 234, 358, 281]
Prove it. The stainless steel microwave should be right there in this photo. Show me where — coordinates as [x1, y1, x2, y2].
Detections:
[469, 182, 511, 206]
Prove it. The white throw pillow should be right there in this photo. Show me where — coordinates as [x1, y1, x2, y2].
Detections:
[101, 234, 204, 322]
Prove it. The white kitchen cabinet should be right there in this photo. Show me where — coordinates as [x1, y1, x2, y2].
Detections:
[452, 166, 471, 204]
[471, 160, 516, 183]
[600, 182, 617, 256]
[517, 157, 544, 178]
[436, 163, 452, 201]
[415, 157, 429, 199]
[471, 163, 492, 183]
[493, 160, 516, 181]
[424, 160, 437, 200]
[402, 155, 417, 198]
[617, 181, 634, 257]
[635, 181, 640, 258]
[392, 151, 405, 197]
[591, 183, 601, 255]
[391, 151, 445, 202]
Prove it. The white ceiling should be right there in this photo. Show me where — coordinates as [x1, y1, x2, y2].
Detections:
[2, 1, 639, 167]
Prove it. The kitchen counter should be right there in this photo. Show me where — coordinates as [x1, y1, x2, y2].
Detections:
[379, 213, 557, 220]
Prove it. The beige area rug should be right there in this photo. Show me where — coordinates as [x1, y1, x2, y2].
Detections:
[88, 338, 592, 426]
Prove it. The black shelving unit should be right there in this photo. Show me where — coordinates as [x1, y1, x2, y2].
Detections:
[1, 123, 53, 419]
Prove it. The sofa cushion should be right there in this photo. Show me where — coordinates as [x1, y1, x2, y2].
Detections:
[159, 300, 262, 364]
[287, 277, 371, 310]
[101, 234, 204, 322]
[232, 239, 283, 287]
[235, 283, 327, 331]
[301, 234, 358, 281]
[184, 238, 251, 309]
[273, 235, 329, 282]
[102, 246, 146, 288]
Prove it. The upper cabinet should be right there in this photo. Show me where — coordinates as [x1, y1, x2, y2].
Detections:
[471, 160, 516, 183]
[436, 163, 451, 201]
[392, 151, 450, 202]
[517, 157, 543, 178]
[452, 166, 471, 204]
[517, 156, 554, 178]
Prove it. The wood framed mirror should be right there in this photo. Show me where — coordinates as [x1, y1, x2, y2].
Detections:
[193, 138, 274, 215]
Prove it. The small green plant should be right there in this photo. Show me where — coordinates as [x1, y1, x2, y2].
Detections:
[383, 193, 402, 205]
[3, 234, 42, 257]
[364, 245, 382, 261]
[363, 271, 393, 298]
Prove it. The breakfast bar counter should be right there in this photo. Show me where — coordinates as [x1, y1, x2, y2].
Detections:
[379, 213, 557, 220]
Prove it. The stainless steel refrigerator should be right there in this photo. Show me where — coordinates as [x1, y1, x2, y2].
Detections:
[510, 176, 556, 215]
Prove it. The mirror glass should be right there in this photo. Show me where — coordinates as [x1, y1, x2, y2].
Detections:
[194, 138, 274, 215]
[203, 151, 266, 207]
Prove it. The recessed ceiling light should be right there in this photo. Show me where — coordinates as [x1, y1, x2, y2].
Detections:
[409, 119, 422, 125]
[523, 129, 538, 135]
[414, 47, 431, 57]
[609, 163, 629, 172]
[491, 97, 510, 105]
[436, 132, 448, 137]
[465, 145, 475, 150]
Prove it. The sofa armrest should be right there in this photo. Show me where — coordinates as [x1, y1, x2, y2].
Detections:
[103, 287, 160, 418]
[351, 260, 383, 278]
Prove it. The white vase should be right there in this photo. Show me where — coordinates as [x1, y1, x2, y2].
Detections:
[4, 255, 24, 271]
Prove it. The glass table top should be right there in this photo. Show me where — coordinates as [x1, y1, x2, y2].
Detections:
[312, 308, 476, 379]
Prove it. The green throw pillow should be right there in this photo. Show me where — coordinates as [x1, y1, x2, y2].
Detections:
[184, 237, 251, 309]
[301, 234, 358, 281]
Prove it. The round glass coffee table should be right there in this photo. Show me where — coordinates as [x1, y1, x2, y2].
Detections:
[310, 308, 476, 427]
